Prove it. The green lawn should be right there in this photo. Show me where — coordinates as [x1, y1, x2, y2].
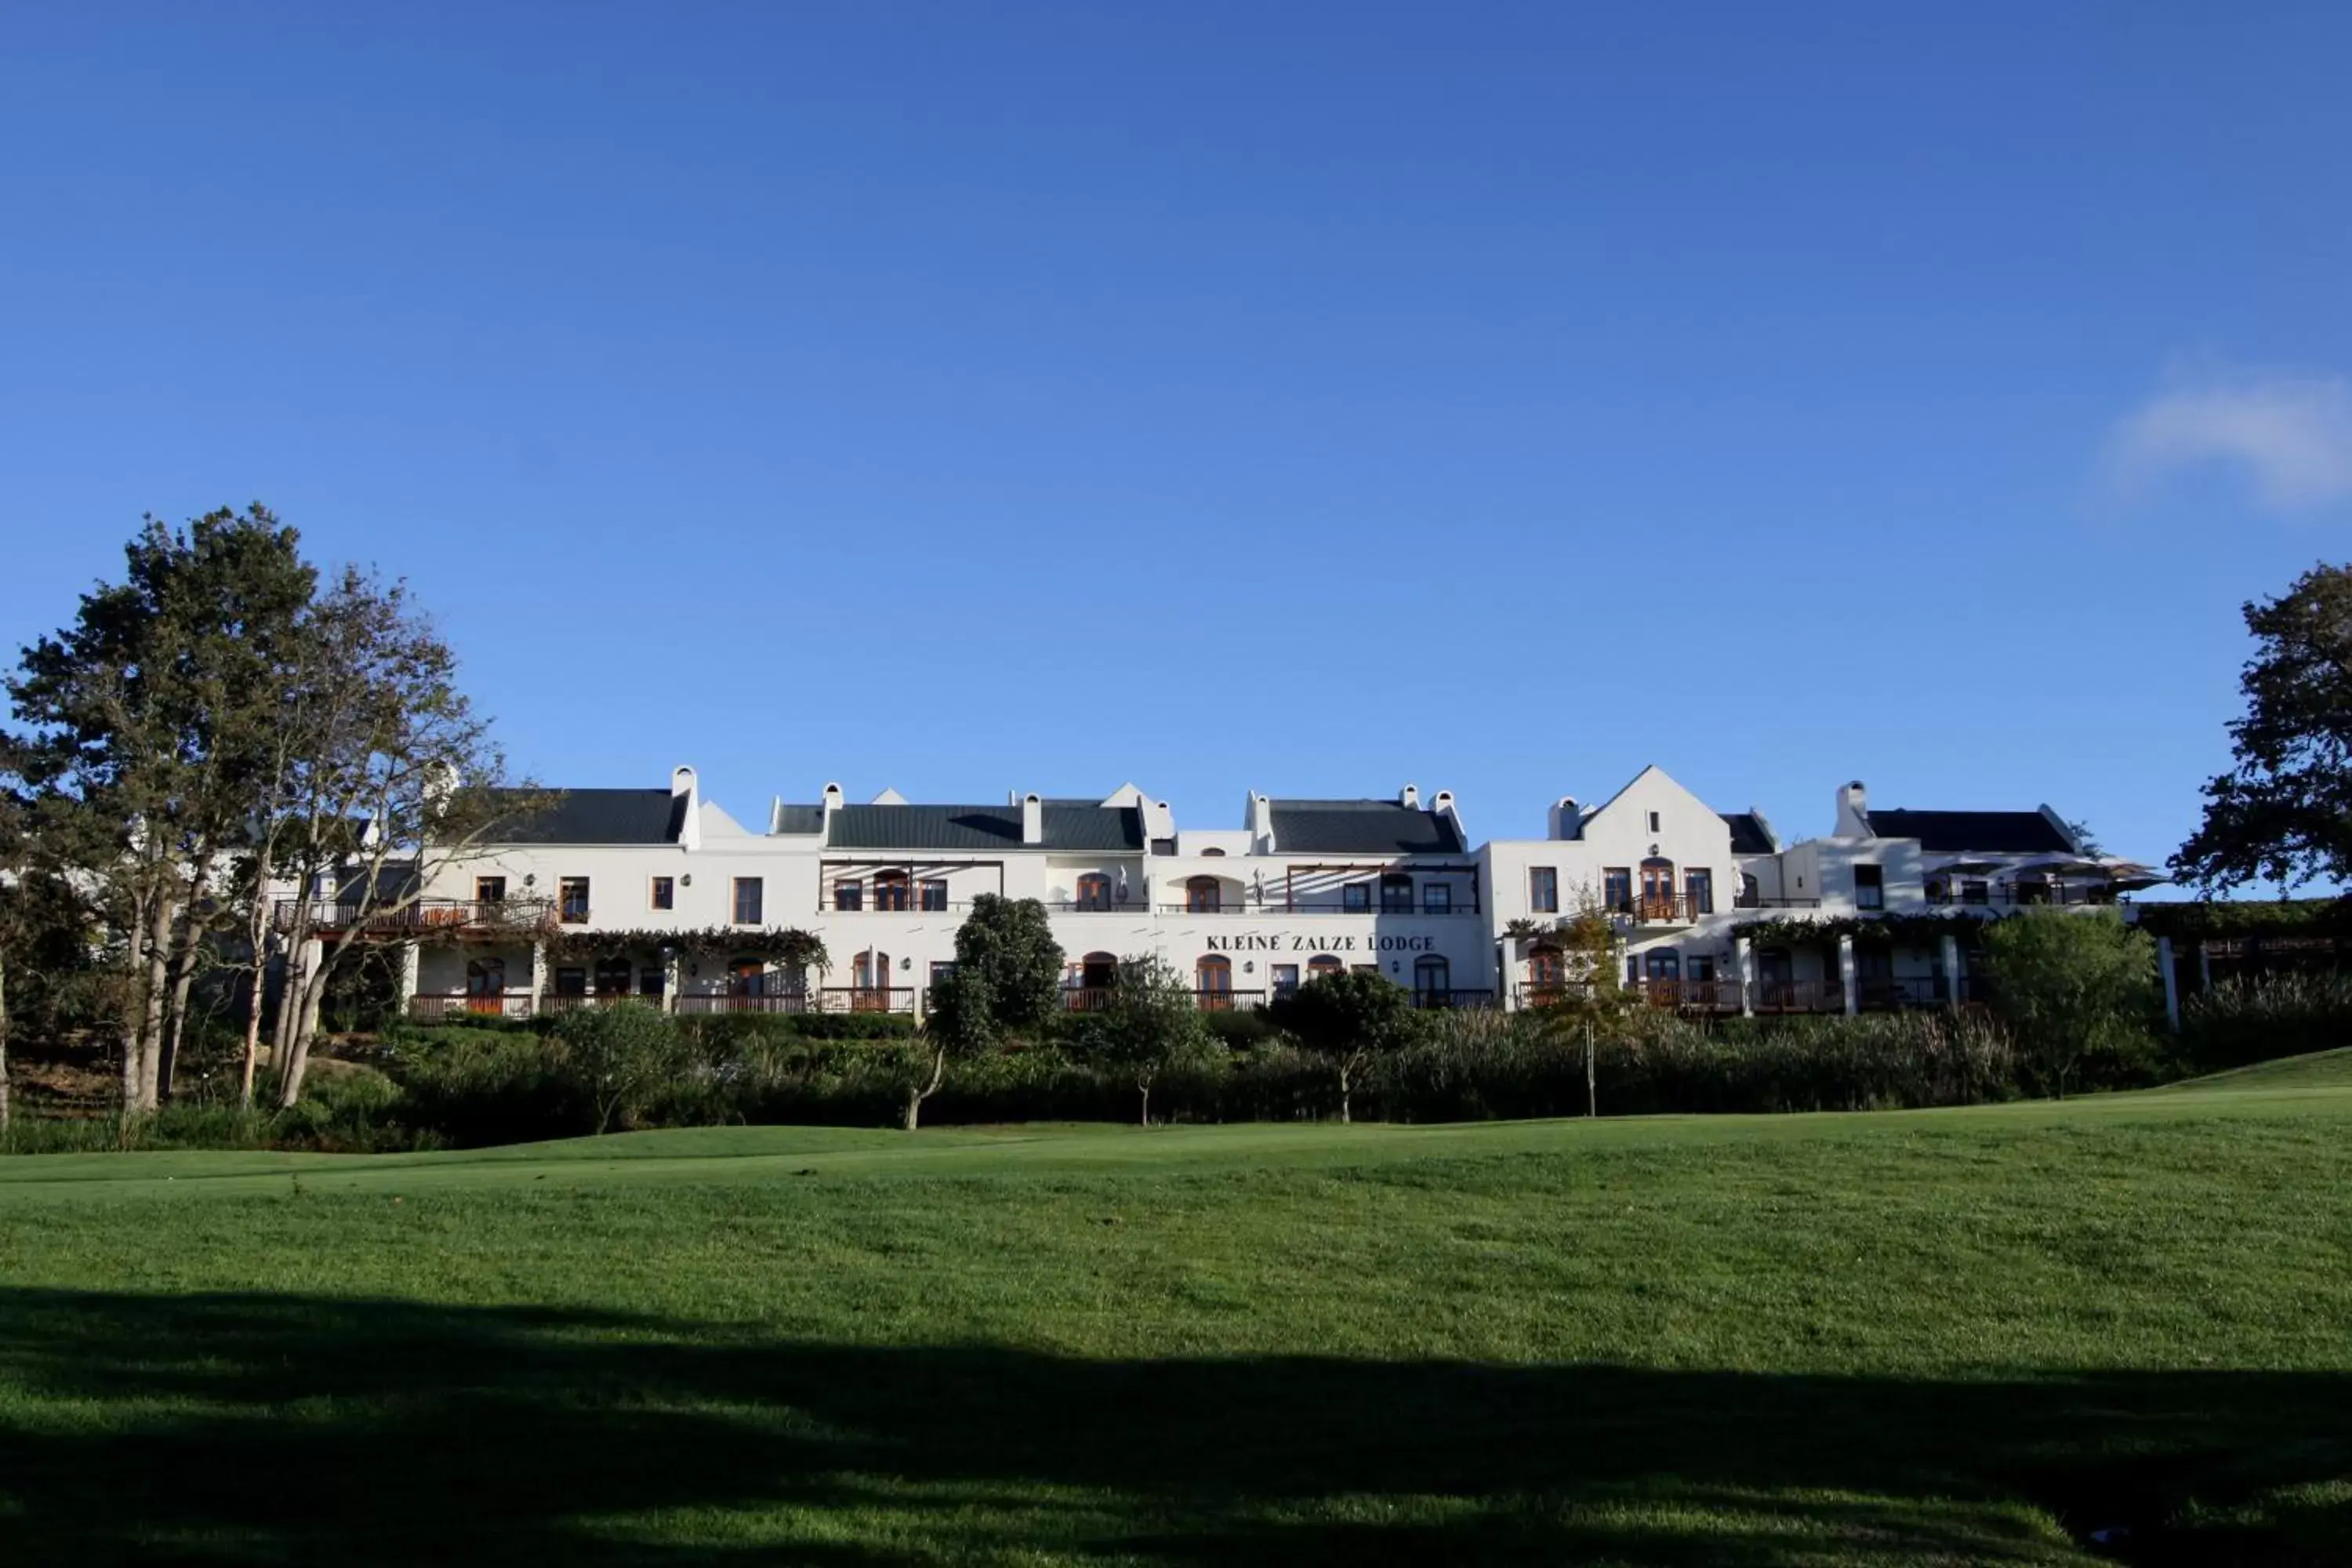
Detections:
[2, 1060, 2350, 1564]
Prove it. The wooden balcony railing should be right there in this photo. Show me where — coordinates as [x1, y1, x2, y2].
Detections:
[1062, 987, 1118, 1013]
[1635, 979, 1744, 1013]
[1752, 981, 1848, 1014]
[277, 898, 550, 936]
[1731, 895, 1822, 910]
[1411, 989, 1498, 1011]
[538, 992, 662, 1016]
[408, 992, 535, 1022]
[815, 986, 916, 1014]
[673, 992, 812, 1015]
[1192, 988, 1268, 1012]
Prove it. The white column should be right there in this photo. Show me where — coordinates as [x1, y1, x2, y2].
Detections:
[1735, 936, 1754, 1017]
[1838, 934, 1858, 1016]
[2198, 941, 2212, 992]
[397, 941, 420, 1019]
[528, 939, 547, 1018]
[662, 950, 682, 1014]
[2158, 935, 2180, 1032]
[1940, 934, 1961, 1012]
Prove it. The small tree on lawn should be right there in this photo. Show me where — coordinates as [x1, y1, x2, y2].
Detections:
[1267, 967, 1423, 1123]
[1080, 956, 1218, 1127]
[903, 894, 1063, 1131]
[1981, 909, 2159, 1099]
[554, 1000, 681, 1134]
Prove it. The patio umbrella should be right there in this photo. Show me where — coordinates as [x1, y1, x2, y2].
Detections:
[2099, 860, 2168, 891]
[2015, 858, 2107, 877]
[1929, 859, 2003, 875]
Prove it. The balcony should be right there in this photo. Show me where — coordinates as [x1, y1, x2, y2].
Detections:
[538, 992, 662, 1016]
[673, 992, 814, 1016]
[816, 986, 917, 1014]
[408, 993, 535, 1022]
[276, 897, 550, 937]
[1731, 895, 1823, 910]
[1634, 979, 1743, 1013]
[1192, 989, 1269, 1012]
[1752, 981, 1848, 1014]
[1608, 895, 1719, 926]
[1411, 989, 1497, 1011]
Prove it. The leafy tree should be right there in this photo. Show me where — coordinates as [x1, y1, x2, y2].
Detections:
[553, 1001, 681, 1134]
[1076, 956, 1219, 1126]
[1981, 910, 2159, 1098]
[5, 508, 315, 1113]
[904, 895, 1063, 1131]
[2175, 563, 2352, 891]
[1267, 967, 1424, 1123]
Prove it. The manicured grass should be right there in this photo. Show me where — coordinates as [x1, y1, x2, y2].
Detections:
[2, 1070, 2350, 1563]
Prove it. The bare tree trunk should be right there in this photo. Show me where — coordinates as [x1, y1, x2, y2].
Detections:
[132, 891, 176, 1114]
[239, 933, 270, 1110]
[280, 961, 326, 1108]
[158, 946, 198, 1105]
[902, 1045, 946, 1132]
[1138, 1079, 1151, 1128]
[1338, 1063, 1352, 1125]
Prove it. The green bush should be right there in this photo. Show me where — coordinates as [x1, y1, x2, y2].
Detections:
[2180, 972, 2352, 1073]
[1982, 910, 2164, 1097]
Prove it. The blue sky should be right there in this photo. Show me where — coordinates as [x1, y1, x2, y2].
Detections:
[5, 5, 2350, 874]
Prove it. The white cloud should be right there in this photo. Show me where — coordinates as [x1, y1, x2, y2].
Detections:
[2103, 365, 2352, 516]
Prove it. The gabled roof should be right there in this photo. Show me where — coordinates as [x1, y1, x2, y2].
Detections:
[487, 789, 686, 846]
[1268, 800, 1465, 855]
[1721, 811, 1776, 857]
[1861, 809, 2073, 855]
[812, 803, 1145, 852]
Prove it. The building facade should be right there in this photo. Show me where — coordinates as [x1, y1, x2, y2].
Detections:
[299, 763, 2155, 1021]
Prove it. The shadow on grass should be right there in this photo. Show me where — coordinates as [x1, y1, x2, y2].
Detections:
[0, 1288, 2344, 1565]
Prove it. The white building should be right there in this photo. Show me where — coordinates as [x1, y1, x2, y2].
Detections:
[308, 763, 2154, 1022]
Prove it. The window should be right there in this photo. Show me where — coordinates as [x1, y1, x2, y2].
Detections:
[1960, 878, 1989, 905]
[1150, 837, 1177, 856]
[1186, 876, 1222, 913]
[475, 875, 506, 905]
[1201, 847, 1226, 857]
[1413, 954, 1450, 998]
[1079, 953, 1118, 992]
[1854, 863, 1885, 911]
[1076, 873, 1111, 912]
[465, 956, 505, 998]
[1688, 955, 1715, 983]
[559, 877, 590, 924]
[1380, 873, 1414, 913]
[1529, 867, 1559, 913]
[1602, 868, 1632, 913]
[1639, 858, 1675, 916]
[594, 958, 630, 996]
[1271, 964, 1300, 998]
[1684, 868, 1714, 916]
[729, 959, 765, 997]
[1527, 944, 1563, 989]
[1645, 950, 1681, 982]
[650, 876, 673, 911]
[919, 879, 948, 913]
[873, 871, 910, 912]
[732, 877, 764, 924]
[1343, 883, 1371, 913]
[1308, 955, 1344, 982]
[554, 967, 588, 996]
[638, 967, 665, 997]
[1738, 873, 1760, 908]
[1195, 955, 1232, 1008]
[930, 960, 957, 985]
[1648, 811, 1661, 833]
[1626, 954, 1640, 985]
[834, 880, 864, 912]
[1422, 882, 1451, 914]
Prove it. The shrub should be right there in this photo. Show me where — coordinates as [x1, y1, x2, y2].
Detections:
[2180, 972, 2352, 1073]
[1982, 910, 2163, 1097]
[552, 1003, 683, 1134]
[1265, 971, 1426, 1123]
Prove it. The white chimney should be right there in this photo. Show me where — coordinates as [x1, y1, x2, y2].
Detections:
[671, 766, 700, 851]
[1835, 779, 1870, 839]
[1248, 792, 1274, 849]
[1432, 789, 1461, 844]
[822, 782, 844, 844]
[1399, 782, 1420, 808]
[1021, 792, 1044, 845]
[1551, 797, 1581, 840]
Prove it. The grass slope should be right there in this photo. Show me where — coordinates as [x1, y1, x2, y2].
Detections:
[2, 1068, 2349, 1563]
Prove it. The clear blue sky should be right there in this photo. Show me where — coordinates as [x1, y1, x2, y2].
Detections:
[5, 5, 2350, 874]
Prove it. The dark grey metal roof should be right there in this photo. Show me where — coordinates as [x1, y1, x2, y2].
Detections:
[818, 804, 1142, 852]
[488, 789, 685, 845]
[1268, 800, 1465, 855]
[771, 804, 826, 835]
[1721, 811, 1776, 856]
[1862, 810, 2073, 855]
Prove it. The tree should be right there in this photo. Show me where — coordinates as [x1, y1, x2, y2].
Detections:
[1077, 956, 1218, 1126]
[554, 1001, 680, 1134]
[2175, 563, 2352, 891]
[1266, 967, 1423, 1123]
[903, 895, 1063, 1131]
[5, 509, 315, 1114]
[1981, 909, 2159, 1099]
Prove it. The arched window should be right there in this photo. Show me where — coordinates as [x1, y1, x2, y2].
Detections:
[1200, 847, 1226, 857]
[1639, 857, 1675, 918]
[1307, 954, 1344, 982]
[1195, 954, 1232, 1010]
[465, 956, 505, 1014]
[1414, 954, 1450, 1001]
[1186, 876, 1222, 913]
[1739, 873, 1760, 909]
[853, 949, 892, 1011]
[1076, 872, 1112, 912]
[1526, 943, 1563, 990]
[1080, 951, 1118, 990]
[873, 870, 911, 912]
[1645, 950, 1682, 982]
[1380, 873, 1414, 913]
